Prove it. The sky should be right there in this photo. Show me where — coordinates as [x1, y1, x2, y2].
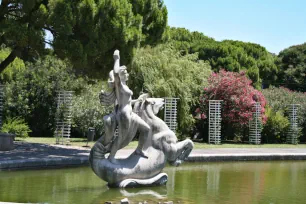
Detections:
[164, 0, 306, 54]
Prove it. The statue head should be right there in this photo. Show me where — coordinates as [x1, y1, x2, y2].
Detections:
[145, 98, 164, 115]
[119, 66, 129, 82]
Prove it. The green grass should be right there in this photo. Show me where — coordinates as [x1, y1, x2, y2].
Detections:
[16, 137, 306, 149]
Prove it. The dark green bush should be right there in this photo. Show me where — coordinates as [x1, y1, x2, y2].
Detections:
[262, 87, 306, 143]
[71, 83, 112, 138]
[4, 55, 85, 137]
[262, 107, 290, 143]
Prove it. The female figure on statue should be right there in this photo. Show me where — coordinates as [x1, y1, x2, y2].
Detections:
[100, 50, 150, 164]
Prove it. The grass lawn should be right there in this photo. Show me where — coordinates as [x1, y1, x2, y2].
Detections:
[17, 137, 306, 149]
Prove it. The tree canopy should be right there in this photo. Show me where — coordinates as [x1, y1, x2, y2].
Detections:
[129, 44, 211, 135]
[277, 43, 306, 92]
[167, 27, 279, 89]
[0, 46, 25, 81]
[0, 0, 168, 76]
[0, 0, 48, 73]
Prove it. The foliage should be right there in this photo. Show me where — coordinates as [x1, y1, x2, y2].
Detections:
[262, 86, 306, 113]
[0, 0, 167, 75]
[262, 86, 306, 142]
[129, 0, 168, 45]
[197, 70, 267, 128]
[129, 44, 212, 135]
[48, 0, 167, 76]
[0, 0, 48, 72]
[262, 107, 290, 143]
[167, 28, 279, 88]
[277, 43, 306, 92]
[0, 47, 26, 82]
[71, 83, 112, 137]
[1, 117, 31, 138]
[4, 55, 85, 137]
[167, 27, 215, 54]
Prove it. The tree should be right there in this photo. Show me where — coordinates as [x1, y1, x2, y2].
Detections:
[129, 44, 211, 136]
[0, 0, 48, 73]
[277, 43, 306, 92]
[48, 0, 142, 76]
[0, 47, 25, 82]
[0, 0, 168, 75]
[167, 28, 279, 89]
[129, 0, 168, 45]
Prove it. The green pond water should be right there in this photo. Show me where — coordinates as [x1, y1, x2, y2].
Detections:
[1, 161, 306, 203]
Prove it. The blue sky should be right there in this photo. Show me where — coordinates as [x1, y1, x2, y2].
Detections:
[164, 0, 306, 54]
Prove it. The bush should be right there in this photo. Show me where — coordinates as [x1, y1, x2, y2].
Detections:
[1, 117, 31, 138]
[71, 83, 112, 138]
[262, 107, 290, 143]
[4, 55, 85, 137]
[262, 86, 306, 142]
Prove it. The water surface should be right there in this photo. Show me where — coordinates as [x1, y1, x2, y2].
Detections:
[0, 161, 306, 203]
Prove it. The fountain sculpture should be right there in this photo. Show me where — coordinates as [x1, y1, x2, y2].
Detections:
[89, 50, 194, 187]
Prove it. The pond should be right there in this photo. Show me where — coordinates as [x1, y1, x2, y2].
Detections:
[0, 161, 306, 203]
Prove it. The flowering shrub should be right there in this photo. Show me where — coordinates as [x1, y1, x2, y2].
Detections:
[196, 70, 267, 127]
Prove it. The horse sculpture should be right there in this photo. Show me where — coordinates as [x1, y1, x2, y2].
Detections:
[89, 96, 194, 187]
[89, 50, 194, 187]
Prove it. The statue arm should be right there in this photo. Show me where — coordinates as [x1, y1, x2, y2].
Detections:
[113, 50, 120, 74]
[131, 99, 138, 105]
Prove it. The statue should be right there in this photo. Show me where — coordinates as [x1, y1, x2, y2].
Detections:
[89, 50, 194, 187]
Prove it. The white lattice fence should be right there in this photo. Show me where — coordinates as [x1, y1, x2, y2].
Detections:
[55, 91, 74, 145]
[164, 98, 179, 133]
[249, 102, 262, 144]
[286, 104, 300, 144]
[209, 100, 222, 144]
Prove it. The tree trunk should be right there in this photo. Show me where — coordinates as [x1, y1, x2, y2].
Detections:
[0, 0, 9, 22]
[0, 50, 17, 73]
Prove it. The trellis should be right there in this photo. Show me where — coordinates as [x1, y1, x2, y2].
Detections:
[209, 100, 222, 144]
[249, 102, 262, 144]
[0, 85, 4, 128]
[286, 104, 300, 144]
[54, 91, 73, 145]
[164, 98, 179, 133]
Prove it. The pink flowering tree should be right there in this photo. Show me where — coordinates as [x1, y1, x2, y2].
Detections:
[196, 70, 267, 130]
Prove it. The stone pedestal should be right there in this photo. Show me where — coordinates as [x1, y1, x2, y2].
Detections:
[0, 133, 15, 151]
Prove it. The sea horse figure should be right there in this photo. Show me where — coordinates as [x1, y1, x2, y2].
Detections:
[89, 50, 194, 187]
